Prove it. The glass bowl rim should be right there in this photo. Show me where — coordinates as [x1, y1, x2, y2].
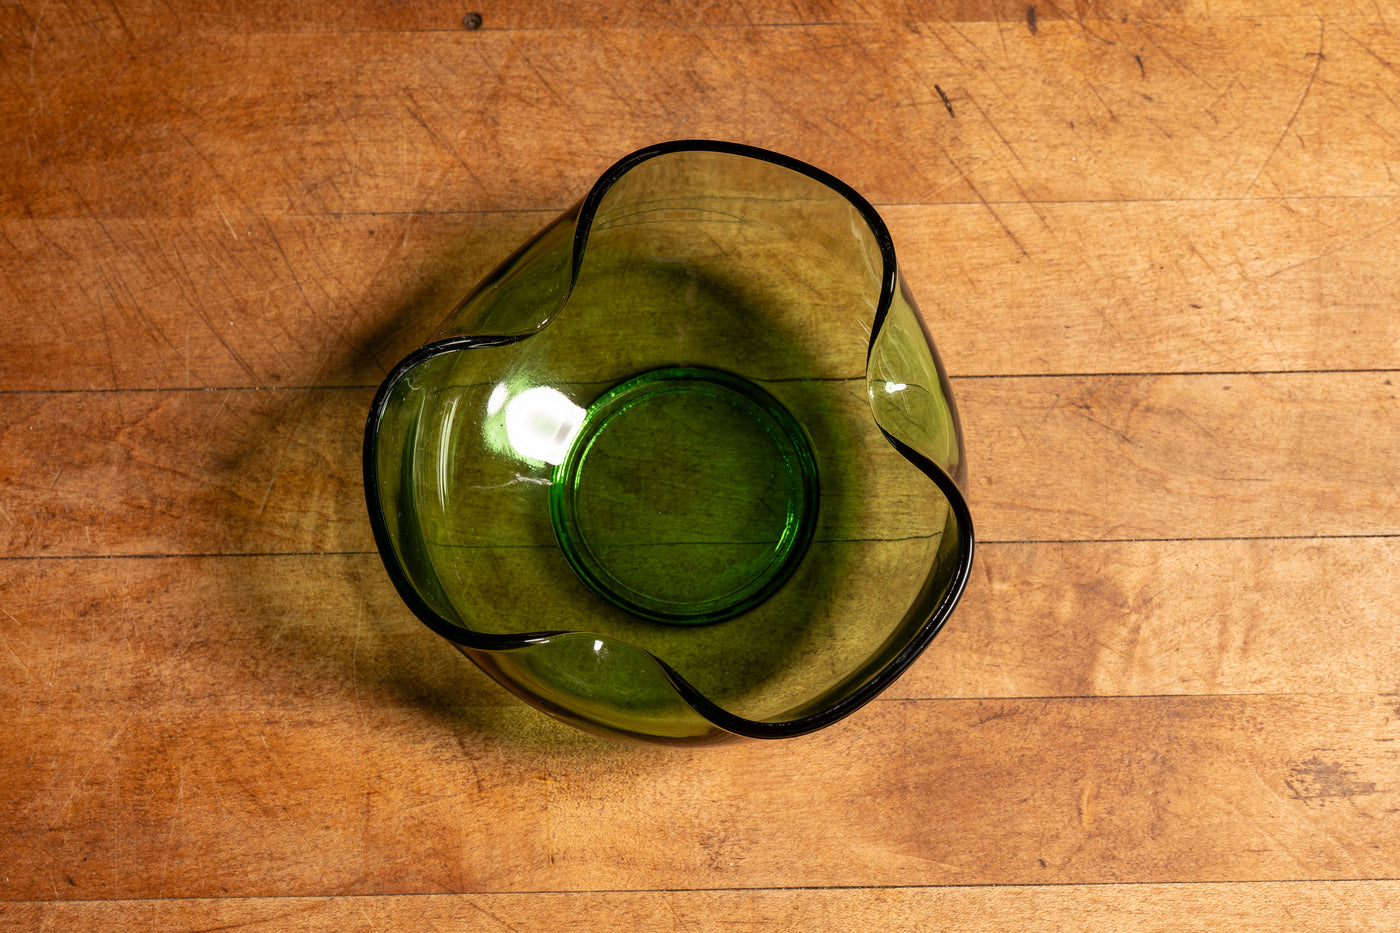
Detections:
[361, 139, 976, 739]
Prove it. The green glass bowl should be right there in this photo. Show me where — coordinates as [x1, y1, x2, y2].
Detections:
[364, 141, 974, 744]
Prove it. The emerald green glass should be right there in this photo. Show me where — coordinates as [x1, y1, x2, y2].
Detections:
[549, 365, 819, 626]
[364, 141, 974, 744]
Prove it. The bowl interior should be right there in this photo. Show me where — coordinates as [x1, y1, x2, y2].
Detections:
[369, 148, 965, 730]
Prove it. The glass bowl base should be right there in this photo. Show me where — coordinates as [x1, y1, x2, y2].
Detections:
[548, 366, 819, 625]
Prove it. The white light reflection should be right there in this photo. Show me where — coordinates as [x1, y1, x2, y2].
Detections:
[485, 382, 509, 416]
[436, 393, 461, 499]
[503, 386, 585, 465]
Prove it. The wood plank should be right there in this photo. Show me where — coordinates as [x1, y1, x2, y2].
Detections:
[930, 536, 1400, 698]
[8, 0, 1389, 39]
[0, 212, 546, 391]
[3, 20, 1397, 220]
[892, 197, 1400, 378]
[0, 554, 501, 719]
[3, 371, 1396, 557]
[7, 880, 1400, 932]
[6, 0, 1398, 926]
[961, 370, 1400, 541]
[2, 695, 1398, 899]
[3, 538, 1398, 723]
[0, 387, 374, 558]
[5, 197, 1398, 391]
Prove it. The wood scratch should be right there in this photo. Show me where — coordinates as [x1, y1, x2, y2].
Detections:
[70, 278, 122, 390]
[263, 219, 314, 311]
[165, 240, 258, 380]
[935, 84, 955, 117]
[1081, 78, 1119, 122]
[28, 3, 45, 99]
[990, 0, 1010, 58]
[539, 767, 557, 868]
[401, 90, 489, 197]
[663, 893, 696, 933]
[1339, 26, 1400, 79]
[255, 399, 313, 518]
[54, 717, 136, 820]
[1244, 21, 1325, 196]
[1266, 214, 1400, 278]
[943, 152, 1030, 259]
[963, 91, 1030, 170]
[157, 756, 188, 898]
[104, 0, 135, 42]
[506, 36, 567, 107]
[467, 899, 528, 933]
[350, 598, 365, 722]
[0, 609, 34, 679]
[215, 199, 239, 239]
[1139, 31, 1220, 94]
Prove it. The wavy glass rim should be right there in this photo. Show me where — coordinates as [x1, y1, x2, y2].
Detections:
[363, 140, 976, 740]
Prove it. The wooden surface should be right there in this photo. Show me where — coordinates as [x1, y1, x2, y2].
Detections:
[3, 0, 1400, 929]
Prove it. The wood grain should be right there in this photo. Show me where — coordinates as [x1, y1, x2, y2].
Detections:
[4, 197, 1399, 392]
[0, 212, 548, 391]
[963, 370, 1400, 541]
[8, 0, 1388, 38]
[3, 695, 1398, 899]
[5, 0, 1400, 927]
[7, 881, 1400, 932]
[4, 19, 1397, 221]
[4, 537, 1399, 724]
[0, 388, 375, 557]
[3, 370, 1396, 557]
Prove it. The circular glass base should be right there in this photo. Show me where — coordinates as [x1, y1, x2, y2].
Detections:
[549, 367, 819, 625]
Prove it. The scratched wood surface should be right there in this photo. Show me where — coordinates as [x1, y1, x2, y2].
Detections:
[3, 0, 1400, 930]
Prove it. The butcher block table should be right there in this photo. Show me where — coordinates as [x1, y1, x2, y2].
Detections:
[3, 0, 1399, 929]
